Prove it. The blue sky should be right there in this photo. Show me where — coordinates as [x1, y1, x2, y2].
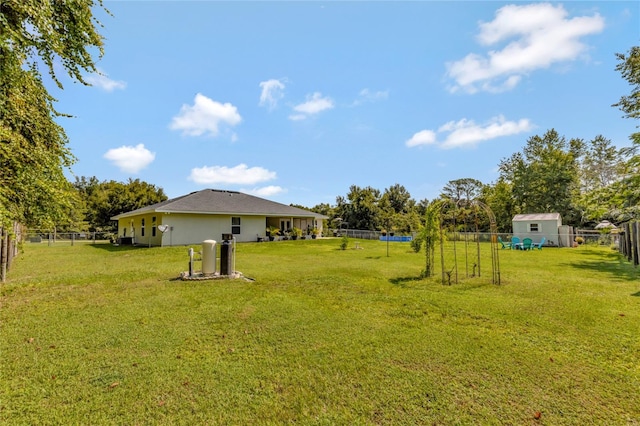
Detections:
[51, 1, 639, 207]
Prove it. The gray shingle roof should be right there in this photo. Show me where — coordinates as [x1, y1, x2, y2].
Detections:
[512, 213, 561, 221]
[111, 189, 326, 220]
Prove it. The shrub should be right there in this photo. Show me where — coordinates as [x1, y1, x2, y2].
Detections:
[340, 235, 349, 250]
[575, 236, 584, 245]
[410, 235, 423, 253]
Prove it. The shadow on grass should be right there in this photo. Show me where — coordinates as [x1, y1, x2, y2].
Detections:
[389, 275, 424, 287]
[632, 291, 640, 297]
[88, 243, 150, 252]
[562, 250, 639, 282]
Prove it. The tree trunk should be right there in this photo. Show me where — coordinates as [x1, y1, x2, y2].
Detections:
[1, 226, 8, 283]
[8, 221, 19, 271]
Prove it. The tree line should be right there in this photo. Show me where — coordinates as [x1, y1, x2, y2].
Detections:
[27, 122, 640, 238]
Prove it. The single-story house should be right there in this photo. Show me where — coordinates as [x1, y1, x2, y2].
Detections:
[111, 189, 328, 246]
[512, 213, 562, 246]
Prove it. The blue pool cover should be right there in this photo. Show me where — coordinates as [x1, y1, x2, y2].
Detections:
[379, 235, 413, 242]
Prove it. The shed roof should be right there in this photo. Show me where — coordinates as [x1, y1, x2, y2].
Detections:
[512, 213, 561, 222]
[111, 189, 327, 220]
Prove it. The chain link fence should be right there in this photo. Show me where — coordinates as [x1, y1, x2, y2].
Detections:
[24, 232, 113, 245]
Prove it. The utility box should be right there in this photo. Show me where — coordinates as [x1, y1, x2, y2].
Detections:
[220, 234, 234, 276]
[202, 240, 217, 274]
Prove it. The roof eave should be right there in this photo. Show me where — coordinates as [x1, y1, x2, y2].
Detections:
[113, 209, 324, 219]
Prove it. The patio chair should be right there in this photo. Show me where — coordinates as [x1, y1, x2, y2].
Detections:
[522, 238, 533, 250]
[511, 236, 521, 250]
[497, 236, 511, 249]
[532, 237, 546, 250]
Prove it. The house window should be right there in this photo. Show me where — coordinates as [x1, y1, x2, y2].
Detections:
[141, 218, 145, 237]
[232, 217, 241, 234]
[529, 223, 539, 232]
[152, 216, 157, 237]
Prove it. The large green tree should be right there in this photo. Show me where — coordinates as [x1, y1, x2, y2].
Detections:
[334, 185, 383, 231]
[574, 135, 625, 224]
[0, 57, 79, 229]
[74, 177, 167, 233]
[1, 0, 106, 229]
[480, 180, 515, 233]
[578, 135, 624, 192]
[380, 184, 420, 233]
[440, 178, 484, 203]
[610, 46, 640, 221]
[2, 0, 106, 87]
[613, 46, 640, 130]
[439, 178, 492, 232]
[498, 129, 582, 226]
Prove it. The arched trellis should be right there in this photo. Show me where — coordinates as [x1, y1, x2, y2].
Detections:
[438, 199, 501, 285]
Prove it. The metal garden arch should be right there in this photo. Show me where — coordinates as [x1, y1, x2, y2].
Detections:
[438, 199, 501, 285]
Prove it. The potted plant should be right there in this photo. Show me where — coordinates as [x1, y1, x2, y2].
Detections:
[266, 226, 279, 241]
[381, 229, 387, 236]
[311, 228, 320, 239]
[291, 227, 302, 240]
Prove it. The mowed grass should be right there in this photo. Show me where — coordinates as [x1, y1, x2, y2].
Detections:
[1, 239, 639, 425]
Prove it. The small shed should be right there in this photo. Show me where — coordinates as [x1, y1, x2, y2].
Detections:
[512, 213, 562, 246]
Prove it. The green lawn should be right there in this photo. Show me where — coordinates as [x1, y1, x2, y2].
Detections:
[2, 239, 639, 425]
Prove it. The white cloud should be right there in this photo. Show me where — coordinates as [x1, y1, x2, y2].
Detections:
[353, 88, 389, 105]
[289, 92, 334, 120]
[188, 164, 276, 185]
[405, 130, 437, 148]
[259, 79, 286, 110]
[86, 69, 126, 92]
[406, 115, 533, 149]
[243, 185, 286, 197]
[170, 93, 242, 137]
[446, 3, 605, 93]
[103, 144, 155, 173]
[440, 116, 533, 148]
[288, 114, 307, 121]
